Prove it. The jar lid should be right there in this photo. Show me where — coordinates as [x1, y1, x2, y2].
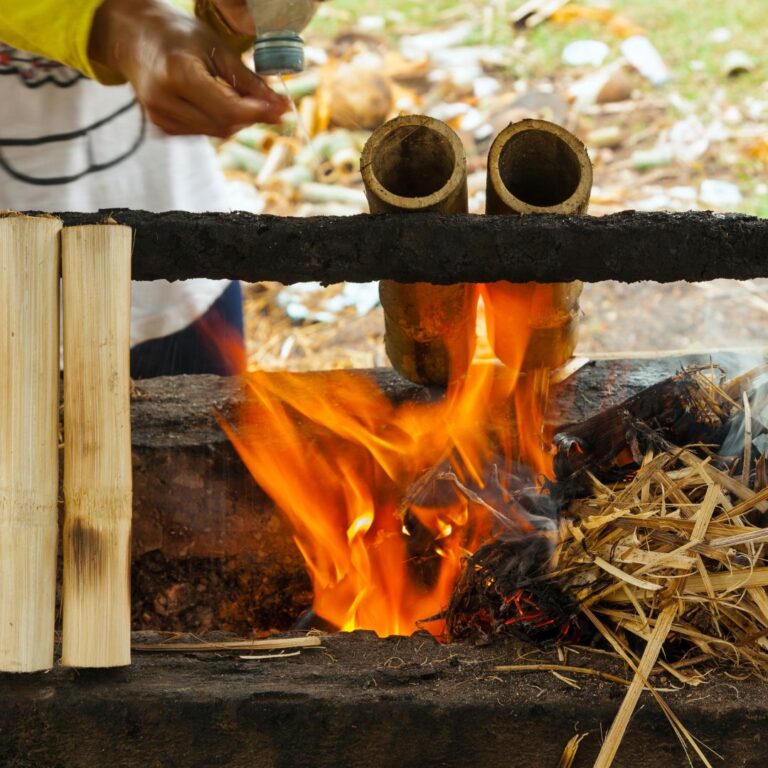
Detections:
[253, 32, 305, 75]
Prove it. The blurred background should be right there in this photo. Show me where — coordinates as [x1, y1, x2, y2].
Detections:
[201, 0, 768, 369]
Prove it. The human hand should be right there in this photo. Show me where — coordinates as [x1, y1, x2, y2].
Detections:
[89, 0, 287, 137]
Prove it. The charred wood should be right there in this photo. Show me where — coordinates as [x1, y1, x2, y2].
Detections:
[552, 368, 734, 491]
[41, 210, 768, 284]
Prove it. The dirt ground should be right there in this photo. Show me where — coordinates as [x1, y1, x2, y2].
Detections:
[3, 631, 768, 767]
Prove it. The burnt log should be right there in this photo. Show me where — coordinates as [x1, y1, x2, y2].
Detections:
[45, 210, 768, 284]
[553, 368, 733, 488]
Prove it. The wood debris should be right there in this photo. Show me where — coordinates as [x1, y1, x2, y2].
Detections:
[132, 635, 322, 653]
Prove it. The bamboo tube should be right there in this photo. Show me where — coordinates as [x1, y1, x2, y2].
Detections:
[234, 125, 277, 153]
[484, 119, 592, 371]
[61, 224, 132, 668]
[317, 159, 342, 185]
[361, 115, 476, 386]
[0, 214, 61, 673]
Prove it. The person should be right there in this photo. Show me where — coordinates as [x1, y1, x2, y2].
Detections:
[0, 0, 288, 376]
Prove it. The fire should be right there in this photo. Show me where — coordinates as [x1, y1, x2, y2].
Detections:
[222, 289, 558, 638]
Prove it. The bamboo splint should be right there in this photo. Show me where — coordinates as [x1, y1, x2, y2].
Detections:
[61, 224, 133, 668]
[0, 214, 62, 672]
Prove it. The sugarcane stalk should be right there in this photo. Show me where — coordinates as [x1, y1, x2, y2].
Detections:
[61, 224, 133, 668]
[274, 164, 314, 187]
[279, 71, 320, 100]
[484, 119, 592, 371]
[298, 95, 318, 138]
[294, 130, 363, 168]
[0, 214, 61, 673]
[362, 115, 477, 386]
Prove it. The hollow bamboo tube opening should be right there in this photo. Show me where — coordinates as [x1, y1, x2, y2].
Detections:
[61, 224, 133, 668]
[361, 116, 476, 386]
[0, 214, 61, 673]
[484, 119, 592, 371]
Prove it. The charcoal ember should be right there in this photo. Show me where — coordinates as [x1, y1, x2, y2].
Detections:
[400, 456, 575, 642]
[399, 459, 562, 591]
[446, 535, 583, 644]
[553, 368, 733, 488]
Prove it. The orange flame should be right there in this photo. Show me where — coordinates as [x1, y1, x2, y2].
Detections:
[223, 289, 559, 638]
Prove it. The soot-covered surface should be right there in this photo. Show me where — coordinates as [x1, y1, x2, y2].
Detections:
[1, 631, 766, 768]
[50, 210, 768, 285]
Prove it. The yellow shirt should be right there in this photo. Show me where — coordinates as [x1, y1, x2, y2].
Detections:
[0, 1, 120, 83]
[0, 1, 247, 84]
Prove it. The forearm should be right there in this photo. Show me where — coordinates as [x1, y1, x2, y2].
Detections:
[0, 0, 120, 82]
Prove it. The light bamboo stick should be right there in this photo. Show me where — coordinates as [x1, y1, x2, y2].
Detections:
[133, 636, 323, 653]
[593, 602, 677, 768]
[0, 214, 62, 672]
[61, 224, 132, 668]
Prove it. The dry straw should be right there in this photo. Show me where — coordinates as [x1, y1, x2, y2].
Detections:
[545, 367, 768, 766]
[487, 367, 768, 765]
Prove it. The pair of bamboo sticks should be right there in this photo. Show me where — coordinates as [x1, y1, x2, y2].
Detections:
[0, 213, 132, 672]
[360, 116, 593, 387]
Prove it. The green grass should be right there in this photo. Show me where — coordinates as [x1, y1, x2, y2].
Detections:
[314, 0, 765, 96]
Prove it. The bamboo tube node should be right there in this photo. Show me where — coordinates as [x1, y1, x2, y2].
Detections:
[0, 214, 62, 673]
[61, 224, 133, 668]
[362, 116, 477, 386]
[485, 119, 592, 371]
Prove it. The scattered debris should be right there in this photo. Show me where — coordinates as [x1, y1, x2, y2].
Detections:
[556, 733, 588, 768]
[511, 0, 573, 30]
[276, 282, 379, 324]
[561, 39, 609, 68]
[708, 27, 732, 45]
[550, 4, 645, 37]
[722, 49, 756, 78]
[240, 650, 303, 660]
[620, 35, 670, 85]
[568, 61, 633, 107]
[700, 178, 743, 209]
